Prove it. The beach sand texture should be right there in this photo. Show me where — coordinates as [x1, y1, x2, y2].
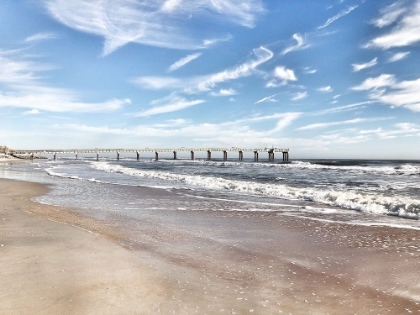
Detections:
[1, 178, 420, 314]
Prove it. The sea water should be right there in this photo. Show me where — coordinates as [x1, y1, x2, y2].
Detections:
[1, 155, 419, 229]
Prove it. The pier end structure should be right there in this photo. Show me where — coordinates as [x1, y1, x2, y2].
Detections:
[6, 147, 289, 162]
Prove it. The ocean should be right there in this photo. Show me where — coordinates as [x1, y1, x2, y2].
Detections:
[2, 155, 420, 313]
[1, 155, 419, 228]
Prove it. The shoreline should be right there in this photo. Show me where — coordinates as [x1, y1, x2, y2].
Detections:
[1, 177, 420, 314]
[0, 179, 174, 314]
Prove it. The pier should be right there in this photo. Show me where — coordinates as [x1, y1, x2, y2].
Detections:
[3, 146, 290, 162]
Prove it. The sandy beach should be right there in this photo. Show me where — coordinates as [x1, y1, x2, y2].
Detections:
[0, 179, 173, 314]
[1, 177, 420, 314]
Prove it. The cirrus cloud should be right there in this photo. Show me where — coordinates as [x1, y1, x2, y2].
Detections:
[366, 0, 420, 49]
[318, 5, 358, 29]
[43, 0, 265, 55]
[353, 74, 420, 112]
[352, 57, 378, 72]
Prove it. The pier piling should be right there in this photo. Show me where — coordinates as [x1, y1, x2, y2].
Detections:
[268, 151, 275, 162]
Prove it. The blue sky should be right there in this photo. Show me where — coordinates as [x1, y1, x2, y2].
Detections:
[1, 0, 420, 159]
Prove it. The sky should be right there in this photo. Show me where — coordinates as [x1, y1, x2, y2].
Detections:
[1, 0, 420, 159]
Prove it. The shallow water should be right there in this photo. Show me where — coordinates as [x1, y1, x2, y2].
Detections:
[1, 157, 419, 229]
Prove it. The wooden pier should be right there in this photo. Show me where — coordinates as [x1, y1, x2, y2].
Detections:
[4, 147, 290, 162]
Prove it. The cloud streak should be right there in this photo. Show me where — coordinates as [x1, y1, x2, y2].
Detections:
[44, 0, 265, 55]
[0, 49, 130, 113]
[297, 117, 393, 131]
[56, 112, 301, 147]
[366, 0, 420, 49]
[282, 33, 309, 55]
[210, 89, 237, 97]
[318, 86, 332, 93]
[134, 46, 274, 93]
[134, 94, 204, 117]
[255, 93, 279, 104]
[371, 1, 407, 28]
[167, 53, 202, 72]
[388, 51, 410, 63]
[292, 91, 307, 101]
[318, 5, 358, 29]
[352, 57, 378, 72]
[24, 32, 58, 43]
[353, 74, 420, 112]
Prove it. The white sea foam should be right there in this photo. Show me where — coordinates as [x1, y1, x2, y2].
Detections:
[90, 161, 420, 218]
[158, 157, 420, 176]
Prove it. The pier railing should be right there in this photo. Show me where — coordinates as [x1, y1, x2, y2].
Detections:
[5, 147, 290, 162]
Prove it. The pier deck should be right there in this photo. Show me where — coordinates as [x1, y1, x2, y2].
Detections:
[3, 147, 290, 162]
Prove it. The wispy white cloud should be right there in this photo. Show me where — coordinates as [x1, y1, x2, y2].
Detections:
[203, 34, 233, 46]
[132, 76, 184, 90]
[44, 0, 264, 55]
[359, 127, 383, 135]
[167, 53, 202, 72]
[388, 51, 410, 62]
[56, 112, 301, 147]
[255, 93, 279, 104]
[291, 91, 307, 101]
[359, 123, 420, 139]
[0, 49, 129, 112]
[311, 101, 373, 116]
[282, 33, 309, 55]
[352, 57, 378, 72]
[228, 113, 301, 125]
[195, 47, 273, 92]
[352, 74, 396, 90]
[135, 94, 204, 117]
[0, 52, 53, 83]
[318, 5, 358, 29]
[22, 109, 40, 115]
[319, 130, 372, 144]
[371, 1, 407, 28]
[366, 0, 420, 49]
[303, 67, 317, 74]
[297, 117, 393, 131]
[318, 86, 333, 93]
[353, 74, 420, 112]
[0, 89, 130, 113]
[160, 0, 183, 12]
[24, 32, 58, 43]
[134, 46, 274, 93]
[210, 89, 237, 97]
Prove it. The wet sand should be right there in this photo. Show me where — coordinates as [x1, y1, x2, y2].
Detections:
[1, 178, 420, 314]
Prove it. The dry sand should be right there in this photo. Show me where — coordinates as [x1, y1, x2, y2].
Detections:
[1, 178, 420, 314]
